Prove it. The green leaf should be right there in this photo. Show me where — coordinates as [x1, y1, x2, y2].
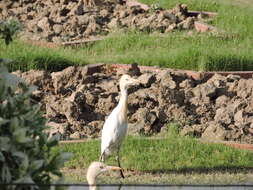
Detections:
[0, 67, 71, 186]
[0, 117, 9, 126]
[10, 117, 19, 131]
[47, 134, 60, 147]
[0, 151, 5, 162]
[12, 151, 27, 159]
[13, 128, 31, 144]
[0, 137, 11, 151]
[1, 165, 11, 183]
[0, 67, 22, 89]
[30, 160, 44, 171]
[12, 151, 29, 171]
[14, 176, 35, 184]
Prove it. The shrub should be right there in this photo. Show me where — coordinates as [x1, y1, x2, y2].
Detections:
[0, 67, 71, 190]
[0, 19, 22, 45]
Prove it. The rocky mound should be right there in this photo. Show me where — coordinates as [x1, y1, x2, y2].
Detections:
[1, 0, 210, 43]
[13, 64, 253, 143]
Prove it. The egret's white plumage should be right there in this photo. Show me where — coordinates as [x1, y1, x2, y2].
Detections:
[100, 74, 140, 178]
[86, 161, 122, 190]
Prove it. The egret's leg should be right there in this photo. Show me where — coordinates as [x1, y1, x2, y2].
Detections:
[100, 152, 105, 162]
[116, 150, 125, 178]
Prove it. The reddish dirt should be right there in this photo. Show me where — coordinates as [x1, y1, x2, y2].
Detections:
[224, 142, 253, 152]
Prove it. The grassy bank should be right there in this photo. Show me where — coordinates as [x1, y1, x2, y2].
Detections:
[0, 0, 253, 72]
[59, 125, 253, 184]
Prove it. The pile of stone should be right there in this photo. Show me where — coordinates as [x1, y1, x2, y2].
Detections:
[13, 64, 253, 143]
[0, 0, 210, 43]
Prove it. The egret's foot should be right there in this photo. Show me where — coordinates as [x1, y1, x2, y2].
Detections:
[100, 153, 105, 162]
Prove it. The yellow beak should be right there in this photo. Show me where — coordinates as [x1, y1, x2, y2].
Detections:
[106, 166, 123, 171]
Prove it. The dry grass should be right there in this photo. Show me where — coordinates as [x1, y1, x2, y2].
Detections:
[62, 167, 253, 185]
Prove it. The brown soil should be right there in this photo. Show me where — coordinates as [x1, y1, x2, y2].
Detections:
[13, 63, 253, 144]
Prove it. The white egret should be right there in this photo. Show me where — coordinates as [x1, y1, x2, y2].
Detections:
[100, 74, 140, 178]
[86, 161, 122, 190]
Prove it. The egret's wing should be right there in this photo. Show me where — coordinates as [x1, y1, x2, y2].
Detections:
[101, 105, 128, 154]
[101, 108, 120, 153]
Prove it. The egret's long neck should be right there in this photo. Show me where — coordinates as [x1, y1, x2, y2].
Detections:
[118, 86, 128, 122]
[88, 176, 98, 190]
[89, 180, 98, 190]
[89, 185, 98, 190]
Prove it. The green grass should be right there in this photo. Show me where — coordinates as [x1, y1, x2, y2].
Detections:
[1, 0, 253, 71]
[59, 125, 253, 172]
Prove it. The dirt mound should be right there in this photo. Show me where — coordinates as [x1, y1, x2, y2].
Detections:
[1, 0, 212, 42]
[13, 64, 253, 143]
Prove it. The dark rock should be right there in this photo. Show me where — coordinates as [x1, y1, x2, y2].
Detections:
[138, 73, 156, 87]
[127, 63, 141, 76]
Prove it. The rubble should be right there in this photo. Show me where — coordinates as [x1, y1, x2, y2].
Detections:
[14, 64, 253, 143]
[0, 0, 216, 43]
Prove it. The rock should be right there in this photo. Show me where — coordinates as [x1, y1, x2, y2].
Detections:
[183, 17, 195, 29]
[96, 95, 116, 115]
[66, 89, 86, 104]
[88, 120, 104, 130]
[201, 122, 227, 141]
[194, 21, 217, 33]
[60, 7, 70, 16]
[157, 71, 177, 89]
[180, 124, 204, 137]
[53, 24, 63, 34]
[215, 95, 229, 107]
[108, 18, 119, 29]
[138, 73, 156, 87]
[127, 122, 145, 136]
[234, 110, 244, 127]
[179, 79, 194, 89]
[214, 107, 232, 125]
[47, 121, 67, 139]
[14, 64, 253, 143]
[237, 79, 253, 98]
[85, 21, 99, 35]
[163, 11, 178, 22]
[20, 70, 52, 89]
[77, 15, 90, 26]
[127, 63, 141, 76]
[75, 1, 86, 15]
[100, 9, 110, 18]
[37, 17, 53, 32]
[26, 20, 39, 32]
[70, 131, 81, 139]
[51, 66, 86, 94]
[2, 0, 215, 42]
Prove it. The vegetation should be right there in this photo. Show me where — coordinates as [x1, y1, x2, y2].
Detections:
[0, 68, 71, 189]
[59, 124, 253, 184]
[0, 0, 253, 72]
[0, 19, 21, 45]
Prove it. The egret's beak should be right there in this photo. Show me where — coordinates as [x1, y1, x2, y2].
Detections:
[105, 166, 123, 171]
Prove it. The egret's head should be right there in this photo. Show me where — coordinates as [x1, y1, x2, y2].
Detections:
[86, 161, 122, 186]
[119, 74, 140, 91]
